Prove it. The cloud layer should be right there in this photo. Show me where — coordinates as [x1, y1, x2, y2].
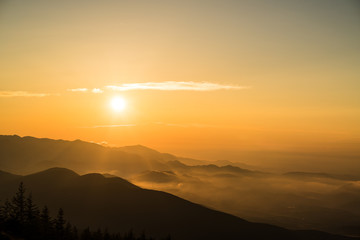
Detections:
[67, 88, 88, 92]
[67, 88, 104, 93]
[2, 81, 248, 98]
[106, 81, 248, 91]
[0, 91, 53, 97]
[92, 88, 103, 93]
[82, 124, 136, 128]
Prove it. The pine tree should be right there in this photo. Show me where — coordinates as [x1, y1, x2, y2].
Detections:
[64, 222, 73, 240]
[11, 182, 26, 224]
[24, 193, 40, 238]
[0, 200, 6, 223]
[113, 232, 122, 240]
[93, 228, 103, 240]
[1, 184, 164, 240]
[163, 235, 171, 240]
[139, 231, 146, 240]
[81, 227, 92, 240]
[72, 226, 79, 240]
[1, 199, 15, 230]
[55, 208, 65, 238]
[25, 193, 39, 224]
[103, 228, 111, 240]
[40, 205, 52, 238]
[124, 229, 134, 240]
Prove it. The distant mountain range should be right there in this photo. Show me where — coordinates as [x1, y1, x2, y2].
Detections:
[1, 135, 359, 238]
[0, 135, 260, 178]
[0, 167, 358, 240]
[0, 135, 167, 176]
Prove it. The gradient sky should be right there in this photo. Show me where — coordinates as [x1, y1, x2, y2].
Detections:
[1, 0, 359, 162]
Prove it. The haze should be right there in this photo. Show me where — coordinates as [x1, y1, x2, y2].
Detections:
[1, 0, 359, 169]
[0, 2, 360, 239]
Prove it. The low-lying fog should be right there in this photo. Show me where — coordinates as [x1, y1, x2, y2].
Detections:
[130, 166, 360, 237]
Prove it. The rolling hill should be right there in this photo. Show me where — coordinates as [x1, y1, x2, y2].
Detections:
[1, 135, 359, 237]
[0, 168, 357, 240]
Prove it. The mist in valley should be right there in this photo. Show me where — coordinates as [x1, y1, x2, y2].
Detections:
[1, 135, 359, 237]
[132, 168, 360, 236]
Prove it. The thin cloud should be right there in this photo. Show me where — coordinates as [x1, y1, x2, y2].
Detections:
[68, 88, 103, 93]
[106, 81, 249, 91]
[154, 122, 225, 128]
[0, 91, 53, 97]
[92, 88, 103, 93]
[67, 88, 88, 92]
[81, 124, 136, 128]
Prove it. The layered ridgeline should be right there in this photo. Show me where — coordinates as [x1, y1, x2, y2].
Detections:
[0, 135, 178, 177]
[0, 168, 358, 240]
[0, 135, 262, 177]
[1, 135, 360, 237]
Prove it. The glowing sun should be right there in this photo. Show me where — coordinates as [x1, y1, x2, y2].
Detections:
[110, 97, 126, 112]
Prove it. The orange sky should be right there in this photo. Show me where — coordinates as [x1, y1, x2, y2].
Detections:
[1, 0, 359, 162]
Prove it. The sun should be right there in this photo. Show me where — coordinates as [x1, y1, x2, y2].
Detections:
[110, 96, 126, 112]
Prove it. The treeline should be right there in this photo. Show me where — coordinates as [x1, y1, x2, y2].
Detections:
[0, 182, 170, 240]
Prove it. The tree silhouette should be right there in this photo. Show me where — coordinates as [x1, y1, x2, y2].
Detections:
[0, 182, 170, 240]
[11, 182, 26, 224]
[80, 227, 91, 240]
[25, 193, 39, 223]
[72, 225, 79, 240]
[104, 228, 111, 240]
[0, 200, 13, 223]
[55, 207, 65, 237]
[40, 205, 52, 238]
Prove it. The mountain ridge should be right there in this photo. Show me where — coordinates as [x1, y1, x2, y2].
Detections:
[0, 167, 357, 240]
[1, 134, 359, 237]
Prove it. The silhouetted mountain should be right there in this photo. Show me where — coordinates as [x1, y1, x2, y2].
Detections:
[0, 135, 259, 178]
[102, 173, 119, 178]
[166, 160, 261, 176]
[134, 171, 179, 183]
[284, 172, 360, 181]
[0, 181, 162, 240]
[1, 135, 359, 237]
[179, 158, 263, 171]
[0, 168, 357, 240]
[0, 170, 20, 182]
[0, 135, 173, 177]
[119, 145, 178, 162]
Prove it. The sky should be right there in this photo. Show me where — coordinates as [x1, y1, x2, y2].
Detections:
[0, 0, 360, 164]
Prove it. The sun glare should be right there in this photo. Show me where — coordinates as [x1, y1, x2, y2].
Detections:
[110, 97, 126, 112]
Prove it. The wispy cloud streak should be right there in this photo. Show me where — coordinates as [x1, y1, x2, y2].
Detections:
[92, 88, 103, 93]
[154, 122, 224, 128]
[81, 124, 136, 128]
[0, 91, 53, 97]
[68, 88, 103, 93]
[106, 81, 249, 91]
[67, 88, 88, 92]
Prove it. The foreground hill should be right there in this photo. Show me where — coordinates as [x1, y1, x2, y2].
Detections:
[0, 168, 357, 240]
[1, 135, 359, 236]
